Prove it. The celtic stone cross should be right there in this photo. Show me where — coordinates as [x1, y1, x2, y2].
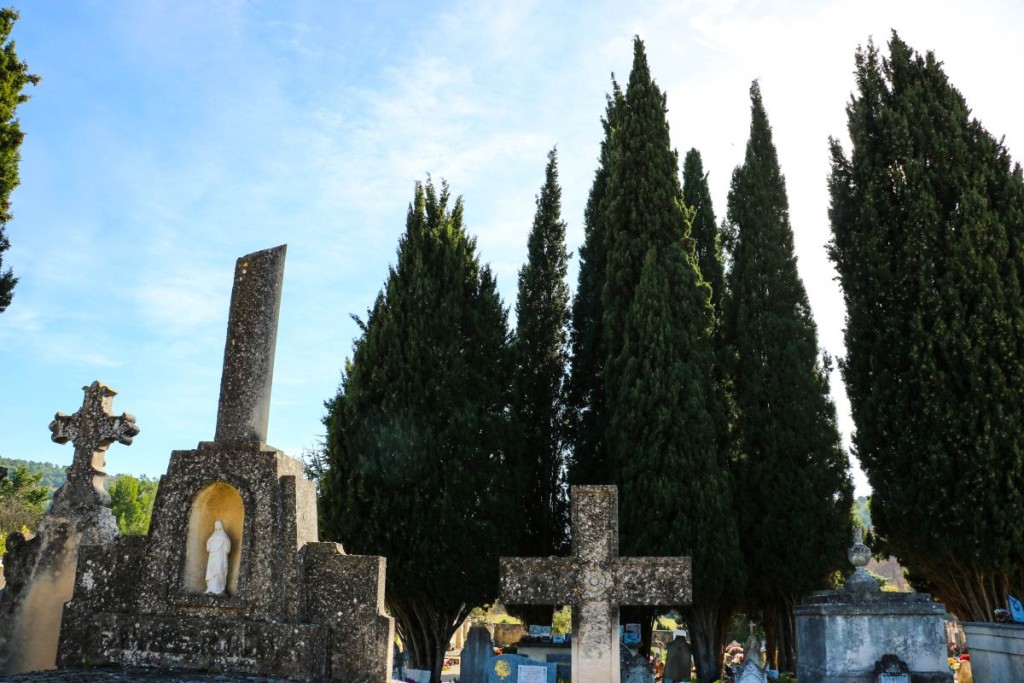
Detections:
[500, 485, 692, 683]
[49, 380, 139, 512]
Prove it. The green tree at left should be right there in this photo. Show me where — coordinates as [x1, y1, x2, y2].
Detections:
[723, 82, 852, 669]
[320, 179, 515, 683]
[0, 466, 48, 556]
[108, 474, 158, 536]
[0, 8, 39, 313]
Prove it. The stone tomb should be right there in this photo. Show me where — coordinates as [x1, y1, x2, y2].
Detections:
[57, 246, 394, 682]
[794, 529, 951, 683]
[500, 485, 691, 683]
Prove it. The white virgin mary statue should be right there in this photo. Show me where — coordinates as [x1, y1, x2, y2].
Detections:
[205, 520, 231, 595]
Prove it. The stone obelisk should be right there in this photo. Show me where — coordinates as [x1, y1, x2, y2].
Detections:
[214, 244, 286, 444]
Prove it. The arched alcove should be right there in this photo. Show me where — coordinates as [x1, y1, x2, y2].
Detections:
[183, 482, 244, 595]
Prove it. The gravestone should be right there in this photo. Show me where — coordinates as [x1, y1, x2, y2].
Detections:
[500, 486, 692, 683]
[56, 246, 395, 682]
[0, 381, 138, 675]
[548, 652, 571, 683]
[663, 635, 692, 683]
[485, 653, 557, 683]
[873, 654, 910, 683]
[620, 650, 653, 683]
[461, 625, 496, 683]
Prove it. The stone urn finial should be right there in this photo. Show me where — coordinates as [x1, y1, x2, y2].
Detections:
[845, 526, 877, 592]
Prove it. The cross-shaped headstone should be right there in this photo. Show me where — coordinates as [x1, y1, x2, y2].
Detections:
[500, 485, 691, 683]
[213, 244, 287, 444]
[49, 380, 139, 511]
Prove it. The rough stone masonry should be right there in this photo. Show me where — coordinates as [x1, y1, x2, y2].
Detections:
[0, 381, 139, 675]
[57, 245, 395, 682]
[500, 485, 692, 683]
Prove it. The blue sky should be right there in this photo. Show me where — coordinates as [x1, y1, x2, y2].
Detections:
[2, 1, 1023, 496]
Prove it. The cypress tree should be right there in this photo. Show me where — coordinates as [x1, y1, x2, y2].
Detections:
[0, 9, 38, 313]
[828, 34, 1024, 620]
[566, 82, 621, 487]
[612, 241, 744, 683]
[600, 37, 742, 683]
[682, 149, 725, 315]
[725, 82, 853, 669]
[602, 38, 687, 406]
[512, 147, 570, 558]
[321, 179, 515, 683]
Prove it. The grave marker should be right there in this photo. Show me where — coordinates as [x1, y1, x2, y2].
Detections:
[500, 486, 691, 683]
[56, 245, 395, 682]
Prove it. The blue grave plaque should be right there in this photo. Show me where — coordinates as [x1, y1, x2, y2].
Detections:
[1010, 595, 1024, 623]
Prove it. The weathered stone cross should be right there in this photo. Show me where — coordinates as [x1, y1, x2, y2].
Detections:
[49, 380, 139, 512]
[500, 485, 692, 683]
[213, 244, 287, 444]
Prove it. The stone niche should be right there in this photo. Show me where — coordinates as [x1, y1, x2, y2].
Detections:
[183, 481, 245, 595]
[57, 440, 392, 682]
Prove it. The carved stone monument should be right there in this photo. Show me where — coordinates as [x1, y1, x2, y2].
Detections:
[57, 245, 395, 682]
[0, 381, 138, 675]
[794, 530, 952, 683]
[500, 485, 692, 683]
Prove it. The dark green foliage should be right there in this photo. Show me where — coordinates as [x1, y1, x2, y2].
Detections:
[828, 33, 1024, 621]
[320, 179, 515, 683]
[512, 148, 570, 558]
[602, 38, 689, 409]
[724, 82, 853, 668]
[0, 465, 48, 556]
[682, 149, 725, 315]
[0, 8, 38, 313]
[0, 456, 65, 493]
[611, 242, 744, 683]
[598, 38, 741, 683]
[108, 474, 158, 536]
[566, 83, 621, 487]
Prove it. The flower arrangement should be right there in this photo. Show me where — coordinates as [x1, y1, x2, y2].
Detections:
[994, 608, 1012, 623]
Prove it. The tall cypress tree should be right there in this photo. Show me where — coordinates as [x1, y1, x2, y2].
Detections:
[0, 9, 38, 313]
[602, 38, 686, 406]
[613, 241, 744, 683]
[600, 37, 742, 683]
[566, 83, 621, 487]
[512, 147, 570, 558]
[724, 82, 852, 669]
[682, 149, 725, 315]
[321, 179, 515, 683]
[829, 34, 1024, 621]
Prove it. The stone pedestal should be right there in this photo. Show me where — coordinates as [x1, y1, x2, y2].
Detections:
[961, 622, 1024, 682]
[794, 590, 952, 683]
[58, 443, 393, 682]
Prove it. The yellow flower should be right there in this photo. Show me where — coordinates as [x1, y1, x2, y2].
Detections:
[495, 660, 512, 678]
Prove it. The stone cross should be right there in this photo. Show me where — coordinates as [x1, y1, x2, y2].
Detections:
[500, 486, 692, 683]
[49, 380, 139, 510]
[214, 244, 286, 444]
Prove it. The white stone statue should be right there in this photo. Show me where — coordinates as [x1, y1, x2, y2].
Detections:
[205, 520, 231, 594]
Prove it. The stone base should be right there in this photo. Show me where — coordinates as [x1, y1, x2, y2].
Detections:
[794, 590, 952, 683]
[962, 621, 1024, 682]
[59, 613, 328, 679]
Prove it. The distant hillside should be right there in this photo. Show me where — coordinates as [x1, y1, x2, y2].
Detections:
[854, 495, 871, 529]
[0, 456, 66, 494]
